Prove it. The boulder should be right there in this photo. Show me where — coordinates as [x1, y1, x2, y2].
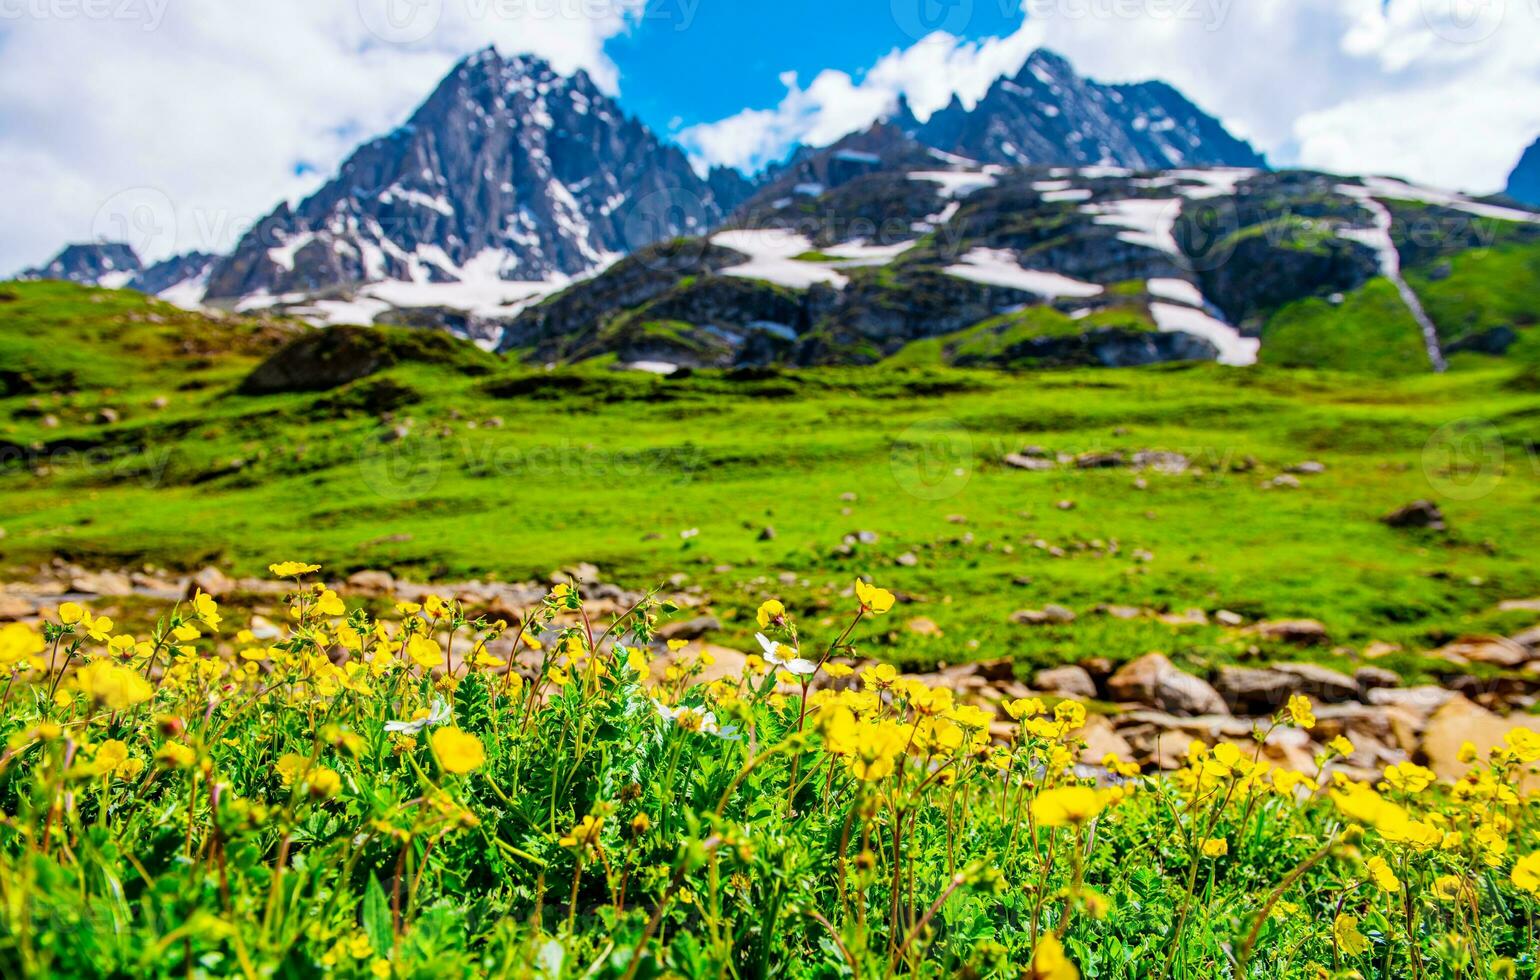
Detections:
[1271, 663, 1359, 703]
[1107, 653, 1229, 716]
[1078, 714, 1135, 766]
[0, 595, 35, 621]
[1420, 696, 1540, 787]
[1215, 666, 1296, 714]
[1382, 499, 1446, 531]
[1074, 451, 1125, 469]
[188, 567, 235, 599]
[1430, 636, 1531, 669]
[1246, 619, 1329, 646]
[1366, 686, 1458, 726]
[69, 570, 134, 596]
[906, 617, 943, 637]
[346, 570, 396, 596]
[1034, 665, 1097, 700]
[1354, 667, 1401, 697]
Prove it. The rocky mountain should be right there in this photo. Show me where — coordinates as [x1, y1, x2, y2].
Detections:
[20, 243, 142, 287]
[494, 153, 1540, 372]
[203, 48, 738, 303]
[907, 50, 1266, 171]
[19, 242, 216, 304]
[1508, 137, 1540, 207]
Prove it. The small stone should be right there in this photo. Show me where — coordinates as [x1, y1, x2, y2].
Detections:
[1430, 636, 1531, 669]
[1003, 453, 1055, 471]
[1056, 500, 1076, 511]
[0, 595, 35, 621]
[41, 414, 59, 429]
[945, 514, 968, 524]
[1265, 474, 1301, 489]
[757, 526, 776, 541]
[1287, 461, 1326, 474]
[896, 551, 918, 567]
[150, 395, 170, 410]
[1382, 500, 1446, 531]
[1355, 666, 1401, 696]
[1074, 451, 1125, 469]
[1215, 610, 1244, 627]
[839, 492, 858, 502]
[70, 571, 134, 596]
[95, 407, 120, 425]
[658, 615, 721, 642]
[1246, 619, 1330, 646]
[906, 617, 943, 637]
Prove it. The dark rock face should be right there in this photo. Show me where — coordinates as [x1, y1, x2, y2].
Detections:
[20, 243, 142, 285]
[1382, 500, 1446, 531]
[1507, 137, 1540, 207]
[132, 252, 218, 296]
[911, 49, 1266, 170]
[239, 325, 494, 395]
[206, 49, 739, 300]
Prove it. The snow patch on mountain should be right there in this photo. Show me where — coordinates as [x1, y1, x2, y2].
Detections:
[1082, 199, 1180, 254]
[1149, 302, 1258, 366]
[943, 248, 1104, 299]
[711, 230, 850, 289]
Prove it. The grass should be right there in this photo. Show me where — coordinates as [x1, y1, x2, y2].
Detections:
[4, 282, 1540, 684]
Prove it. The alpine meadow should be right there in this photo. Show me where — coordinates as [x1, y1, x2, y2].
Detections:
[3, 3, 1540, 977]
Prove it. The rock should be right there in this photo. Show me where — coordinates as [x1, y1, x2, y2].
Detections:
[1366, 686, 1457, 726]
[382, 424, 410, 443]
[1107, 653, 1229, 716]
[896, 551, 918, 567]
[1382, 499, 1445, 531]
[1497, 598, 1540, 613]
[1056, 500, 1076, 511]
[1511, 626, 1540, 651]
[1079, 657, 1115, 680]
[1362, 640, 1401, 660]
[95, 407, 120, 425]
[654, 642, 750, 686]
[1313, 702, 1421, 761]
[41, 414, 58, 429]
[1354, 667, 1401, 696]
[1098, 605, 1144, 620]
[945, 514, 968, 524]
[1271, 663, 1359, 703]
[1034, 665, 1097, 700]
[1429, 636, 1531, 669]
[346, 570, 396, 596]
[757, 526, 776, 541]
[1246, 619, 1329, 646]
[1010, 605, 1076, 626]
[1215, 610, 1244, 627]
[1131, 451, 1189, 474]
[128, 572, 179, 594]
[839, 492, 858, 502]
[150, 395, 170, 410]
[552, 563, 601, 586]
[1078, 714, 1135, 766]
[1003, 453, 1055, 471]
[1287, 461, 1326, 474]
[188, 566, 235, 599]
[1265, 474, 1301, 489]
[906, 617, 942, 637]
[1215, 666, 1296, 714]
[1158, 608, 1209, 627]
[1074, 451, 1125, 469]
[658, 615, 721, 642]
[69, 570, 134, 596]
[1420, 696, 1540, 786]
[0, 595, 35, 621]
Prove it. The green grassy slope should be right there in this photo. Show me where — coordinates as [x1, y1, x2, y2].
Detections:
[3, 282, 1539, 680]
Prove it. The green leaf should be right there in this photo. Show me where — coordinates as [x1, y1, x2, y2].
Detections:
[363, 875, 393, 956]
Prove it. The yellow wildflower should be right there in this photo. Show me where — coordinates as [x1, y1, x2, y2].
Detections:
[269, 562, 320, 578]
[1286, 694, 1315, 730]
[1365, 855, 1400, 893]
[1334, 914, 1369, 957]
[755, 599, 785, 628]
[854, 579, 895, 614]
[1028, 933, 1078, 980]
[1201, 837, 1229, 858]
[1031, 786, 1105, 828]
[73, 659, 154, 711]
[1512, 852, 1540, 894]
[430, 728, 485, 774]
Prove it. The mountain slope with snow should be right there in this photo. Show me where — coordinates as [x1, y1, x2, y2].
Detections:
[202, 49, 736, 305]
[1508, 137, 1540, 208]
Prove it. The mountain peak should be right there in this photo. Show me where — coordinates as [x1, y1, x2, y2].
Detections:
[916, 48, 1264, 170]
[1507, 136, 1540, 207]
[205, 53, 735, 301]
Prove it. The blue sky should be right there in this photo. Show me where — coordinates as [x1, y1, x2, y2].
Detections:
[605, 0, 1026, 137]
[1, 0, 1538, 273]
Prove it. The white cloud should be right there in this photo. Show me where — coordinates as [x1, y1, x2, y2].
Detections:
[0, 0, 646, 274]
[681, 0, 1540, 196]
